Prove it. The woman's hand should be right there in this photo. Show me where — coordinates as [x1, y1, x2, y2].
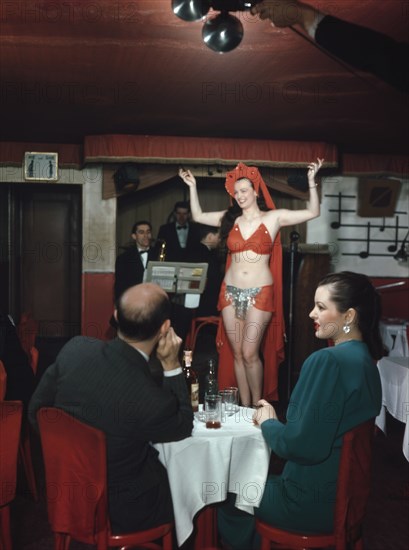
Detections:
[178, 168, 196, 187]
[307, 158, 324, 182]
[252, 399, 278, 426]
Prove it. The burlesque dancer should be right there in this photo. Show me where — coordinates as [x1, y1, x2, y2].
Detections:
[179, 159, 323, 406]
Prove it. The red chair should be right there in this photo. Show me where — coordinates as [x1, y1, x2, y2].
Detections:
[29, 346, 39, 376]
[185, 315, 220, 353]
[256, 419, 375, 550]
[37, 407, 173, 550]
[0, 401, 23, 550]
[0, 361, 6, 400]
[17, 312, 38, 357]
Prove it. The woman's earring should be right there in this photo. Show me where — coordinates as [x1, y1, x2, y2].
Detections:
[343, 323, 351, 334]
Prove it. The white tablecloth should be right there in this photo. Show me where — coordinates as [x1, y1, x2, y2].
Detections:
[154, 406, 271, 546]
[375, 356, 409, 461]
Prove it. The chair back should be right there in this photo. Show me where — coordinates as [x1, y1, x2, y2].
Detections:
[37, 407, 108, 546]
[37, 407, 173, 550]
[0, 401, 23, 507]
[0, 360, 7, 400]
[17, 312, 39, 356]
[256, 419, 375, 550]
[29, 346, 39, 375]
[334, 419, 375, 548]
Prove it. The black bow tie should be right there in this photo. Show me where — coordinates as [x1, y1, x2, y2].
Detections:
[177, 225, 187, 230]
[139, 250, 148, 255]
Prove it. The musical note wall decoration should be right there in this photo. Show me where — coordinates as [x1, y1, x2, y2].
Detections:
[387, 216, 399, 253]
[325, 191, 408, 259]
[359, 222, 371, 259]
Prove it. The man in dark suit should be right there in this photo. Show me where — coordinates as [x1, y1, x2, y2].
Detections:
[157, 201, 201, 262]
[114, 220, 159, 300]
[194, 224, 223, 317]
[253, 0, 408, 93]
[28, 283, 193, 534]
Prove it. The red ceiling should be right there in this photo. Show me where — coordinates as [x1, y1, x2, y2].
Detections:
[0, 0, 408, 155]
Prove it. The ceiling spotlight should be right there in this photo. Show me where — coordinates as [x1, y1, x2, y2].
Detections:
[172, 0, 259, 53]
[202, 12, 243, 53]
[171, 0, 210, 22]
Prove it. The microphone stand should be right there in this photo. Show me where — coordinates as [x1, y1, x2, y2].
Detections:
[287, 231, 300, 400]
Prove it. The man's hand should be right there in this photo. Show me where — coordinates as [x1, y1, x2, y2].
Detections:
[251, 0, 316, 30]
[156, 327, 182, 372]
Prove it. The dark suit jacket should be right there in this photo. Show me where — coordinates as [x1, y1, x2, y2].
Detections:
[114, 246, 158, 300]
[28, 336, 193, 533]
[157, 222, 201, 262]
[0, 312, 35, 406]
[317, 15, 409, 93]
[193, 243, 223, 317]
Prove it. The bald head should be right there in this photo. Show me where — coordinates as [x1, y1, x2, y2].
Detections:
[116, 283, 171, 341]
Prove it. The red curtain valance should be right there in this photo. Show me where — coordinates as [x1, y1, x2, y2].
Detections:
[343, 154, 409, 177]
[84, 134, 338, 168]
[0, 142, 82, 168]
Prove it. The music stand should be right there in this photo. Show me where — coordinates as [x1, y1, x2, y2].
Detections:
[145, 262, 208, 306]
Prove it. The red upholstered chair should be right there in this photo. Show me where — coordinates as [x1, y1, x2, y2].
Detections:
[29, 346, 39, 376]
[185, 316, 220, 353]
[256, 419, 375, 550]
[0, 361, 6, 400]
[17, 312, 39, 357]
[0, 401, 23, 550]
[0, 338, 38, 502]
[37, 407, 173, 550]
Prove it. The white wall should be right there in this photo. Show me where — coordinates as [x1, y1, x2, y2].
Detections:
[308, 176, 409, 277]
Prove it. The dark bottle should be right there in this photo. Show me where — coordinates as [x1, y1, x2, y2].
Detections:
[182, 349, 199, 412]
[204, 359, 218, 399]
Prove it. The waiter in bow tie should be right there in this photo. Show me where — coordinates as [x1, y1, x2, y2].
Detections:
[114, 220, 159, 301]
[157, 201, 201, 262]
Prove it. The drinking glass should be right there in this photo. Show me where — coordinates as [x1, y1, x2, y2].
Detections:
[205, 395, 222, 429]
[225, 386, 239, 412]
[219, 389, 237, 417]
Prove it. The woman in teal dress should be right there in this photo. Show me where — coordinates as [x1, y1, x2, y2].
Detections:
[218, 271, 383, 549]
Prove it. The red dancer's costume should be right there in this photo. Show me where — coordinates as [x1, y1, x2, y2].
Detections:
[216, 163, 285, 402]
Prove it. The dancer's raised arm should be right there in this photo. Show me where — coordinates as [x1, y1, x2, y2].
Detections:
[274, 158, 323, 227]
[178, 168, 226, 226]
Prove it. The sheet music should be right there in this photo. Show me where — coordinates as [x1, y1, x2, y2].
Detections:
[146, 262, 208, 294]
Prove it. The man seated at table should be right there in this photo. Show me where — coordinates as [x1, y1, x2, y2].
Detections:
[28, 283, 193, 534]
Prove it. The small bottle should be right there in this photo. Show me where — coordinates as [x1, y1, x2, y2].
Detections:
[204, 359, 218, 399]
[182, 349, 199, 412]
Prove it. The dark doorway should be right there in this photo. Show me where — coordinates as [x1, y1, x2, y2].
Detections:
[0, 183, 82, 339]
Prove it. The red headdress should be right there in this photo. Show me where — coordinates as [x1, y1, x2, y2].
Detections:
[224, 162, 276, 210]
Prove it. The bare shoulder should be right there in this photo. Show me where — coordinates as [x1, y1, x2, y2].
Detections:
[260, 210, 281, 239]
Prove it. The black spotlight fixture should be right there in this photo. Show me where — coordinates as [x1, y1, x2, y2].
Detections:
[202, 11, 243, 53]
[172, 0, 260, 53]
[114, 163, 140, 194]
[171, 0, 211, 22]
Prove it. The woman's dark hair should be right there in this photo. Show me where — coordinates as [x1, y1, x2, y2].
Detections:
[318, 271, 383, 360]
[116, 292, 171, 341]
[220, 179, 270, 244]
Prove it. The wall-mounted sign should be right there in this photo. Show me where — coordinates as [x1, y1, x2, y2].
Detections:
[24, 152, 59, 181]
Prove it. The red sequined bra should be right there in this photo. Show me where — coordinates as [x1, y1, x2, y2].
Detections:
[227, 223, 273, 256]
